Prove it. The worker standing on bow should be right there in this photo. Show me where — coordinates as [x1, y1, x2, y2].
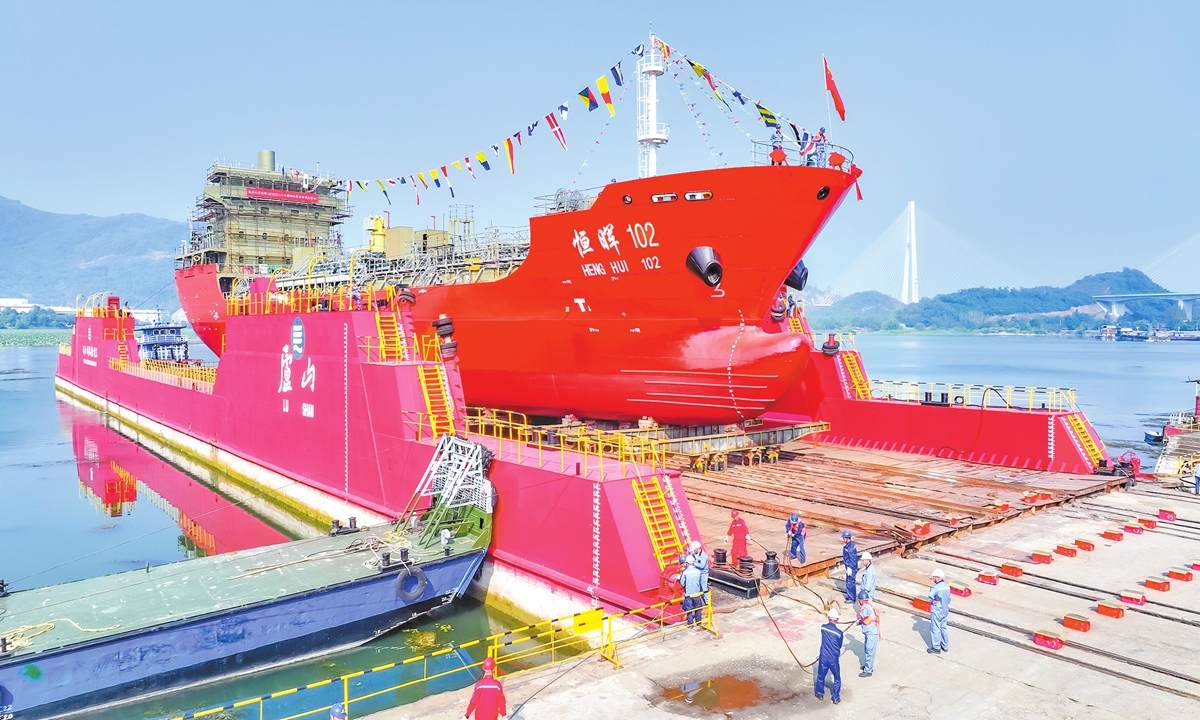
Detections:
[859, 551, 876, 601]
[726, 510, 751, 561]
[785, 512, 807, 564]
[927, 568, 951, 654]
[813, 607, 844, 704]
[856, 589, 880, 677]
[464, 657, 507, 720]
[841, 531, 859, 603]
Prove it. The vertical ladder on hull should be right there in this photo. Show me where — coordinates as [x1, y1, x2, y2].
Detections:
[375, 311, 406, 361]
[840, 352, 871, 400]
[786, 316, 804, 333]
[117, 341, 129, 363]
[1065, 413, 1106, 468]
[418, 364, 456, 437]
[631, 475, 685, 571]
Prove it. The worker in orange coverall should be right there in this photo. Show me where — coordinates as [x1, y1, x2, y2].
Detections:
[725, 509, 752, 561]
[465, 657, 507, 720]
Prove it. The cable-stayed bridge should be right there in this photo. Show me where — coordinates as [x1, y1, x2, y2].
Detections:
[809, 203, 1031, 306]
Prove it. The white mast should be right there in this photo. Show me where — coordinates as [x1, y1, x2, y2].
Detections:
[637, 31, 669, 178]
[909, 201, 919, 303]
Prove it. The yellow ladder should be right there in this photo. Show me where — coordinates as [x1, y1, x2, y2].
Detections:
[631, 475, 685, 571]
[374, 312, 405, 361]
[841, 352, 871, 400]
[1065, 413, 1106, 467]
[117, 341, 129, 363]
[786, 316, 804, 333]
[418, 364, 456, 437]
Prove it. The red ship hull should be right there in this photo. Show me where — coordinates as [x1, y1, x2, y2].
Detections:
[177, 166, 856, 424]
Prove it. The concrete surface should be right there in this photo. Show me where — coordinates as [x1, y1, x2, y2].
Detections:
[364, 486, 1200, 719]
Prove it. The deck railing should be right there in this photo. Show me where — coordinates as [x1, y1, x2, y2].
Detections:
[869, 379, 1077, 413]
[751, 139, 855, 170]
[109, 358, 217, 394]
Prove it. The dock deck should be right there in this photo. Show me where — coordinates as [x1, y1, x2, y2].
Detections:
[685, 440, 1126, 580]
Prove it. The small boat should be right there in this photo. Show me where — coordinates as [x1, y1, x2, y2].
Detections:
[0, 435, 493, 718]
[1145, 431, 1164, 444]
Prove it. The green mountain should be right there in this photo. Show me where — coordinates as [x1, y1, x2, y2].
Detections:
[0, 196, 186, 310]
[808, 269, 1186, 333]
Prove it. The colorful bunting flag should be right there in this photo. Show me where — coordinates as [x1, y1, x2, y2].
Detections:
[375, 179, 391, 205]
[578, 86, 599, 111]
[464, 156, 476, 178]
[656, 39, 671, 60]
[409, 175, 417, 187]
[453, 160, 462, 171]
[545, 112, 568, 150]
[824, 56, 846, 121]
[512, 131, 522, 146]
[441, 166, 455, 198]
[474, 151, 491, 171]
[558, 103, 569, 120]
[527, 120, 538, 136]
[355, 180, 369, 192]
[491, 144, 500, 156]
[631, 43, 645, 57]
[430, 168, 441, 188]
[611, 62, 624, 86]
[732, 90, 747, 105]
[503, 137, 515, 174]
[417, 173, 428, 189]
[755, 102, 779, 128]
[596, 75, 614, 116]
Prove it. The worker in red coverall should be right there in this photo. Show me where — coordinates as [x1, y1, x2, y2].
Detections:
[725, 509, 752, 561]
[465, 657, 506, 720]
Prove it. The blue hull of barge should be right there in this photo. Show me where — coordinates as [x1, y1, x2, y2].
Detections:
[0, 551, 485, 719]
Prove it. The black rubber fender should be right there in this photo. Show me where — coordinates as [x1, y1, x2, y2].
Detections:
[396, 566, 429, 602]
[398, 289, 416, 304]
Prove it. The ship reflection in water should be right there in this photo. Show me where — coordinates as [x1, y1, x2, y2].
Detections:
[63, 399, 304, 559]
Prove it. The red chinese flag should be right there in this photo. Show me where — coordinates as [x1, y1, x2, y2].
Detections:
[824, 56, 845, 121]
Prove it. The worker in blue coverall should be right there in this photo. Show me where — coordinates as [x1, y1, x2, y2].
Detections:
[686, 540, 710, 596]
[856, 589, 880, 677]
[859, 551, 877, 600]
[785, 513, 807, 564]
[928, 567, 951, 653]
[680, 556, 705, 625]
[814, 606, 844, 704]
[841, 531, 859, 603]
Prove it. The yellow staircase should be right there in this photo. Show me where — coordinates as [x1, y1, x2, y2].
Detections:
[840, 352, 871, 400]
[631, 475, 686, 571]
[1065, 413, 1106, 467]
[374, 311, 406, 361]
[786, 316, 804, 333]
[418, 364, 456, 437]
[117, 341, 129, 363]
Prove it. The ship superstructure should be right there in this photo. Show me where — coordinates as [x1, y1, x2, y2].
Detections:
[177, 150, 348, 297]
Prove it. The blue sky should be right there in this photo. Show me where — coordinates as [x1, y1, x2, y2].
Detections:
[1, 1, 1196, 289]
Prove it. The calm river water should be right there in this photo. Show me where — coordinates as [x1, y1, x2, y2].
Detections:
[1, 334, 1195, 717]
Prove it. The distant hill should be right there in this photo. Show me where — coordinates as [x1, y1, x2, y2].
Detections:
[0, 196, 186, 309]
[807, 268, 1191, 333]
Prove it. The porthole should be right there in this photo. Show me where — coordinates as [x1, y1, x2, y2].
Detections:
[816, 186, 830, 200]
[622, 194, 632, 204]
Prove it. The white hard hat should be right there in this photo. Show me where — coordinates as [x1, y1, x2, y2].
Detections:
[861, 552, 872, 561]
[689, 540, 702, 552]
[931, 568, 945, 579]
[827, 607, 840, 620]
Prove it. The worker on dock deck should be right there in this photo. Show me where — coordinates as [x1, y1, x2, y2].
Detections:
[465, 657, 507, 720]
[814, 606, 844, 704]
[680, 556, 706, 625]
[726, 510, 751, 562]
[859, 551, 876, 600]
[786, 512, 807, 564]
[927, 568, 951, 654]
[686, 540, 710, 600]
[330, 703, 347, 720]
[856, 589, 879, 677]
[841, 531, 859, 603]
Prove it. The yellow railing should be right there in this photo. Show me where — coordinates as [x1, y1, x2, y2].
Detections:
[869, 379, 1077, 412]
[226, 288, 368, 317]
[59, 343, 71, 356]
[448, 409, 670, 479]
[109, 358, 217, 393]
[165, 593, 715, 720]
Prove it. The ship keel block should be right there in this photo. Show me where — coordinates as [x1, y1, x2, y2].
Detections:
[765, 347, 1108, 475]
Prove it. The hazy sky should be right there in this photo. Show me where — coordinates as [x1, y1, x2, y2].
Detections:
[1, 1, 1197, 289]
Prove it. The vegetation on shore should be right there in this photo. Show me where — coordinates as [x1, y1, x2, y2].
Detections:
[0, 328, 71, 347]
[806, 269, 1185, 334]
